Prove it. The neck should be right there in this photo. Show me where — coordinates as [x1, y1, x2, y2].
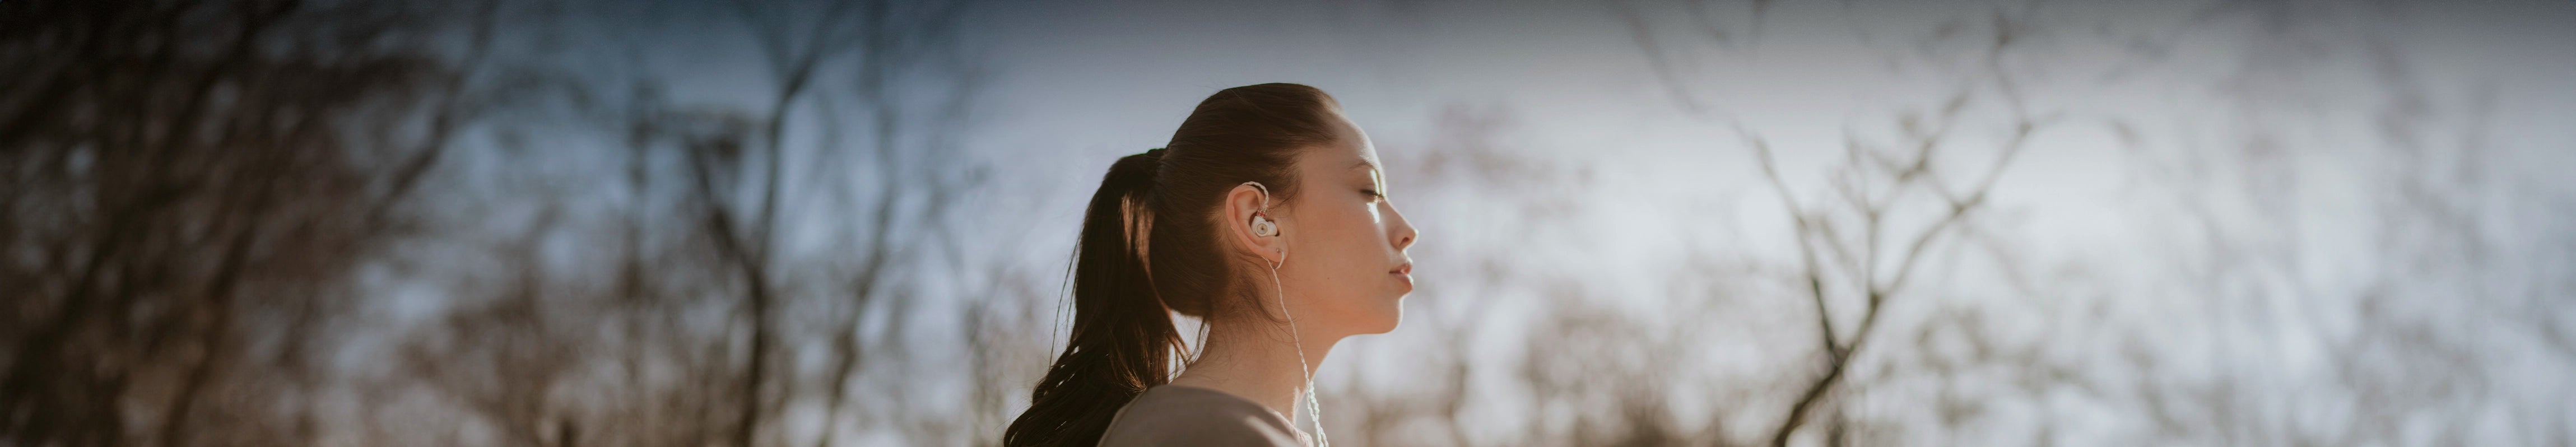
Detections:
[1169, 315, 1342, 420]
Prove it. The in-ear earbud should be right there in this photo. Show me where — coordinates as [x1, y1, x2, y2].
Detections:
[1243, 181, 1281, 238]
[1251, 213, 1278, 237]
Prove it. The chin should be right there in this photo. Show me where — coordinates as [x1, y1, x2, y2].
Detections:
[1355, 299, 1404, 334]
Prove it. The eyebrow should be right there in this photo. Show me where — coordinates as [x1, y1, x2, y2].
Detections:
[1349, 159, 1377, 171]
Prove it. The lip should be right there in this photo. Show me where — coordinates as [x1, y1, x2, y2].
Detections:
[1391, 262, 1414, 291]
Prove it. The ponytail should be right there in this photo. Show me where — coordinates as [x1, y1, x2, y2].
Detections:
[1004, 148, 1186, 447]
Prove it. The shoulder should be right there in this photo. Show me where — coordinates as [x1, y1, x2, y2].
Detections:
[1096, 385, 1307, 447]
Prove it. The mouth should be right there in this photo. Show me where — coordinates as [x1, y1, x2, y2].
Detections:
[1390, 262, 1414, 290]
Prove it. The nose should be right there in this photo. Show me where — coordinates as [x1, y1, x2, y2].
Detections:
[1385, 202, 1417, 251]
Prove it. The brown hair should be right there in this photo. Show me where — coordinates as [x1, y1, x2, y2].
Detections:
[1002, 83, 1345, 446]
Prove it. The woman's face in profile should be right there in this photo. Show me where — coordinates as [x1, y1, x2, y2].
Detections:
[1279, 114, 1418, 337]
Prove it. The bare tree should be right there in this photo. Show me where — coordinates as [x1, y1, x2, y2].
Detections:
[2103, 2, 2576, 444]
[1617, 1, 2071, 445]
[0, 1, 488, 445]
[376, 1, 988, 446]
[1619, 1, 2576, 446]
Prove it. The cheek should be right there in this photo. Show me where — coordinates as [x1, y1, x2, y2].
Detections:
[1320, 213, 1389, 285]
[1323, 210, 1379, 259]
[1290, 214, 1364, 278]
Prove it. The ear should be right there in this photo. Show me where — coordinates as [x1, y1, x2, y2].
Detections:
[1225, 183, 1287, 265]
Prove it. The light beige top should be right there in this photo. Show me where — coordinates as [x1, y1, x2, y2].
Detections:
[1096, 385, 1313, 446]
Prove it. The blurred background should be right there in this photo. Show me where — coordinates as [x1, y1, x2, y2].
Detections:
[6, 0, 2575, 445]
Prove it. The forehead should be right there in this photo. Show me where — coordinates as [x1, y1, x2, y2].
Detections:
[1303, 114, 1379, 173]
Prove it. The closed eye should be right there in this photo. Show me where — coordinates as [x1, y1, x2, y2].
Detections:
[1361, 189, 1385, 202]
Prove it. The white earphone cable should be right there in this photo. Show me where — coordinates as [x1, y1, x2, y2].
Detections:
[1269, 259, 1328, 447]
[1248, 180, 1327, 447]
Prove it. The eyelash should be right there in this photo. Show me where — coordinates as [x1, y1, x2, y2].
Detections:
[1361, 189, 1385, 202]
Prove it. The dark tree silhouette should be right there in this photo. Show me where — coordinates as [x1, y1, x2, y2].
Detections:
[0, 1, 487, 445]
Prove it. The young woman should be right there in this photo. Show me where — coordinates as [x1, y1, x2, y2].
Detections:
[1002, 83, 1420, 447]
